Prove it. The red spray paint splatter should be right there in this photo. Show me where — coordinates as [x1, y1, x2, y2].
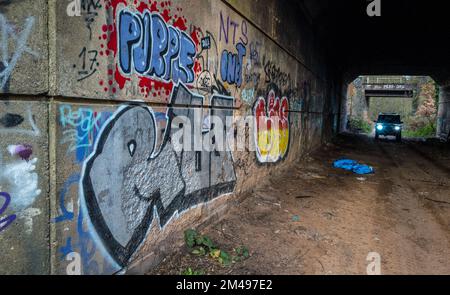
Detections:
[137, 1, 150, 13]
[190, 27, 201, 48]
[193, 61, 202, 74]
[173, 16, 187, 31]
[114, 65, 130, 89]
[139, 77, 173, 93]
[161, 9, 171, 22]
[150, 1, 159, 12]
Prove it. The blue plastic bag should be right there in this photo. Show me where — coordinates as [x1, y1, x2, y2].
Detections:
[333, 158, 374, 175]
[333, 159, 358, 171]
[352, 164, 374, 175]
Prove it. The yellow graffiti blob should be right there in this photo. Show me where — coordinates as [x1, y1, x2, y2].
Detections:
[254, 91, 290, 163]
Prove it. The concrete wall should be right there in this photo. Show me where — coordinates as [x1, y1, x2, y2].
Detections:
[437, 85, 450, 141]
[0, 0, 337, 274]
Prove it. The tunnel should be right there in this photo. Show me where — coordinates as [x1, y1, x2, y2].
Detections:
[0, 0, 449, 275]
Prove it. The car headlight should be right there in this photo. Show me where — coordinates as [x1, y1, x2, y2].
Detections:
[395, 126, 401, 131]
[377, 124, 383, 131]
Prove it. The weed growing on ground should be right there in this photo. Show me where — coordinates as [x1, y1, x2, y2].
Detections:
[184, 229, 250, 268]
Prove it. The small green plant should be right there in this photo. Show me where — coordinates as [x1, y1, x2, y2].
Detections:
[218, 250, 232, 266]
[183, 229, 250, 267]
[184, 229, 199, 248]
[181, 267, 205, 275]
[184, 229, 216, 256]
[233, 246, 250, 262]
[208, 248, 232, 266]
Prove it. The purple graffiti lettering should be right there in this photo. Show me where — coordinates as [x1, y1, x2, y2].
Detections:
[219, 11, 248, 46]
[0, 192, 16, 233]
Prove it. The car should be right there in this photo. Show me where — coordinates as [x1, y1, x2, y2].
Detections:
[374, 113, 403, 142]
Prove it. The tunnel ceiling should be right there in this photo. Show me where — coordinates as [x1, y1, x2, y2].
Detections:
[298, 0, 450, 84]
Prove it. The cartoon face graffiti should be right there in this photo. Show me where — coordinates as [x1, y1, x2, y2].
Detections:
[82, 105, 185, 266]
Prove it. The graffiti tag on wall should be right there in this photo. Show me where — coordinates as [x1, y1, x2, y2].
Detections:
[89, 1, 203, 99]
[60, 105, 111, 163]
[0, 107, 41, 137]
[0, 14, 39, 92]
[220, 43, 246, 87]
[254, 90, 290, 163]
[53, 0, 320, 274]
[0, 149, 41, 211]
[0, 192, 16, 233]
[117, 6, 196, 84]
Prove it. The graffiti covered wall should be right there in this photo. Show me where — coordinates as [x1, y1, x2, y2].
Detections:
[1, 0, 333, 274]
[0, 100, 49, 274]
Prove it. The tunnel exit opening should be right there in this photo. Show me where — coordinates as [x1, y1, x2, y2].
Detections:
[343, 75, 442, 141]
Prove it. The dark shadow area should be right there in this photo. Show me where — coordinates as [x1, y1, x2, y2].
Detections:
[300, 0, 450, 83]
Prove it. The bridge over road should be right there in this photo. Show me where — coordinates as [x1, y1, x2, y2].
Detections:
[363, 83, 416, 98]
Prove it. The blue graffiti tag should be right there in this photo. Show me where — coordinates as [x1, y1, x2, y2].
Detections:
[220, 43, 246, 87]
[0, 192, 16, 233]
[118, 9, 196, 83]
[59, 237, 73, 260]
[53, 174, 80, 223]
[60, 105, 112, 163]
[55, 173, 112, 273]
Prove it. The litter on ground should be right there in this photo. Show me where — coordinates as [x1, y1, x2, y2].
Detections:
[333, 158, 374, 175]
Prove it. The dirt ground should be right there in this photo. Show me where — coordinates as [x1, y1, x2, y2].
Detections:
[149, 134, 450, 275]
